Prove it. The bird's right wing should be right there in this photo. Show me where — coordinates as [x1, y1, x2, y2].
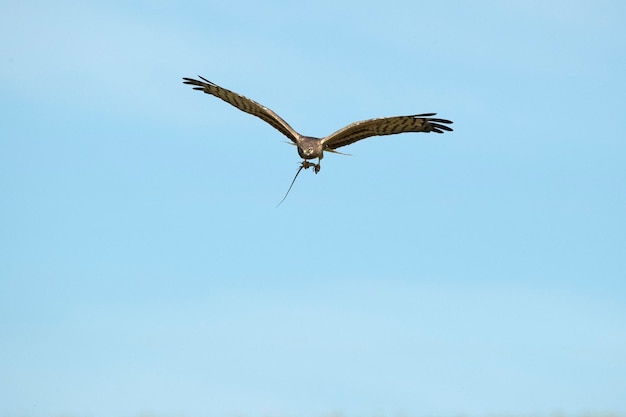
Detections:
[321, 113, 453, 149]
[183, 76, 301, 143]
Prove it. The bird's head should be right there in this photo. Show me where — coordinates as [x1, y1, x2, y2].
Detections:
[298, 146, 315, 158]
[297, 137, 323, 160]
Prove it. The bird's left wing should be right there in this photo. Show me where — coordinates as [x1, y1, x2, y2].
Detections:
[183, 76, 301, 143]
[321, 113, 453, 150]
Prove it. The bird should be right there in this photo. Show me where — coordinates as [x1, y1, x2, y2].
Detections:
[183, 76, 453, 204]
[183, 76, 453, 172]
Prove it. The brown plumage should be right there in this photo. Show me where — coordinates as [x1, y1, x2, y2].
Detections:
[183, 76, 453, 175]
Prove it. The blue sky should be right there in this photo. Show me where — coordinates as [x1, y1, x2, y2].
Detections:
[1, 1, 625, 417]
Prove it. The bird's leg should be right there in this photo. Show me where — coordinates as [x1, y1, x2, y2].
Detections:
[300, 160, 321, 174]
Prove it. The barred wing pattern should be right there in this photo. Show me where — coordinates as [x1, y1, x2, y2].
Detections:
[182, 76, 301, 143]
[321, 113, 453, 150]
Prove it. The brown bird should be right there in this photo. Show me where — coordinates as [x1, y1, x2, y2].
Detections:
[183, 76, 453, 203]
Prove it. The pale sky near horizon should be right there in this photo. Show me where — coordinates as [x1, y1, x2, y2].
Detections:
[1, 1, 625, 417]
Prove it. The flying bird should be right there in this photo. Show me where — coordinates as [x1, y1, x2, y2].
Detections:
[183, 76, 453, 203]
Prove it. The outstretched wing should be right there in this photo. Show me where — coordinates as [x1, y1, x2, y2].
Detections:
[183, 76, 301, 143]
[321, 113, 453, 150]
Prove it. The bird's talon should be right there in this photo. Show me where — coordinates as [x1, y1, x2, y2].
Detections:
[301, 161, 313, 170]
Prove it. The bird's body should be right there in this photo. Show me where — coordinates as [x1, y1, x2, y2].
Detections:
[183, 76, 453, 175]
